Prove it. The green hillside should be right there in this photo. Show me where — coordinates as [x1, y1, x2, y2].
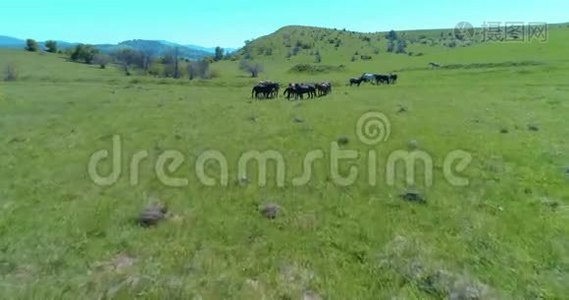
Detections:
[1, 23, 569, 298]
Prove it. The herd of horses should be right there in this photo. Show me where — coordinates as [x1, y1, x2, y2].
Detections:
[252, 81, 332, 100]
[251, 72, 398, 100]
[349, 73, 398, 86]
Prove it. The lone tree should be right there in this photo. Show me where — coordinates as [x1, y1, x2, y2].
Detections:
[387, 30, 398, 40]
[45, 40, 57, 53]
[214, 46, 224, 61]
[25, 39, 39, 52]
[386, 30, 398, 53]
[113, 48, 140, 75]
[239, 59, 264, 78]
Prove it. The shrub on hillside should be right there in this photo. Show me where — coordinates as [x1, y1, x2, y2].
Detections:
[3, 63, 19, 81]
[447, 40, 458, 48]
[289, 64, 345, 74]
[292, 46, 301, 56]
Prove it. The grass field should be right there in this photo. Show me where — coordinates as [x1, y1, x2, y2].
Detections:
[1, 24, 569, 299]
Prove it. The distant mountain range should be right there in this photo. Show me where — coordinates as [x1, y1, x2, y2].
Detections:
[0, 35, 238, 60]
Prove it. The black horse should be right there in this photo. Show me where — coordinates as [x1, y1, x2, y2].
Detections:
[372, 73, 398, 85]
[316, 82, 332, 96]
[252, 82, 280, 99]
[349, 77, 364, 87]
[389, 73, 398, 84]
[283, 83, 316, 100]
[373, 74, 391, 85]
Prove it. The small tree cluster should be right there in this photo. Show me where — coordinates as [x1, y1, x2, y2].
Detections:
[386, 30, 407, 54]
[70, 44, 99, 64]
[187, 59, 210, 80]
[112, 48, 150, 75]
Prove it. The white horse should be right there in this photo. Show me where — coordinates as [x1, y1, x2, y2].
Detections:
[361, 73, 375, 83]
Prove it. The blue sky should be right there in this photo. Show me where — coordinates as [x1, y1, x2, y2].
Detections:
[1, 0, 567, 48]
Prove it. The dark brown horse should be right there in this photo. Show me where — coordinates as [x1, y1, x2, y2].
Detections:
[349, 77, 364, 86]
[316, 82, 332, 96]
[252, 81, 280, 99]
[373, 74, 390, 85]
[283, 83, 317, 100]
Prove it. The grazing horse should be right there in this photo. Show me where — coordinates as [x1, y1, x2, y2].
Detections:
[371, 73, 398, 85]
[361, 73, 376, 83]
[373, 74, 391, 85]
[269, 82, 280, 98]
[316, 82, 332, 96]
[284, 83, 316, 100]
[388, 73, 398, 84]
[252, 81, 280, 99]
[349, 77, 364, 86]
[283, 85, 294, 100]
[429, 62, 441, 69]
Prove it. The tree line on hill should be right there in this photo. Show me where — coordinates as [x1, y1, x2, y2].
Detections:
[19, 38, 266, 80]
[25, 39, 58, 53]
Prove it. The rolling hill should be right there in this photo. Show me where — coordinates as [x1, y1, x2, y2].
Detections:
[0, 36, 26, 48]
[231, 23, 569, 74]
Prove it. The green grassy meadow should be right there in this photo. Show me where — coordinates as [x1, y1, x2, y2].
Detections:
[1, 24, 569, 299]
